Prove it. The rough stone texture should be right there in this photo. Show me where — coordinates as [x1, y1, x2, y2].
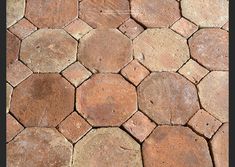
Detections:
[7, 114, 24, 142]
[20, 29, 77, 73]
[189, 29, 228, 71]
[64, 19, 92, 40]
[10, 74, 74, 127]
[222, 22, 229, 31]
[188, 109, 222, 138]
[76, 74, 137, 126]
[62, 62, 92, 87]
[123, 111, 156, 142]
[198, 71, 228, 123]
[6, 83, 13, 113]
[181, 0, 228, 27]
[7, 128, 73, 167]
[7, 31, 20, 67]
[134, 28, 189, 72]
[138, 72, 199, 125]
[131, 0, 180, 28]
[79, 0, 130, 28]
[171, 17, 198, 38]
[79, 29, 132, 73]
[121, 60, 150, 86]
[9, 18, 37, 39]
[7, 61, 33, 87]
[73, 128, 142, 167]
[25, 0, 78, 28]
[58, 112, 91, 143]
[210, 123, 228, 167]
[119, 19, 144, 40]
[178, 59, 209, 84]
[7, 0, 25, 28]
[143, 126, 213, 167]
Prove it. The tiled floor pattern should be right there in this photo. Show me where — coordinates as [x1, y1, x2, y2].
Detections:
[6, 0, 228, 167]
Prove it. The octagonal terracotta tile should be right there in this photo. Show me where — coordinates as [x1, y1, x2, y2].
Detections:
[76, 74, 137, 126]
[79, 0, 130, 28]
[25, 0, 78, 28]
[7, 0, 25, 28]
[133, 28, 189, 71]
[138, 72, 199, 125]
[7, 128, 73, 167]
[79, 29, 132, 73]
[10, 74, 74, 127]
[73, 128, 142, 167]
[143, 126, 213, 167]
[7, 31, 20, 67]
[20, 29, 77, 73]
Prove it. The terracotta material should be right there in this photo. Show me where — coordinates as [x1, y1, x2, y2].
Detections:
[7, 0, 25, 27]
[7, 114, 24, 142]
[119, 19, 144, 39]
[6, 83, 13, 113]
[7, 31, 20, 67]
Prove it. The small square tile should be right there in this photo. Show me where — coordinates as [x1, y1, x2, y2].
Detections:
[222, 21, 229, 31]
[9, 18, 37, 39]
[119, 19, 144, 39]
[58, 112, 91, 143]
[178, 59, 209, 84]
[7, 114, 24, 142]
[6, 83, 13, 113]
[64, 19, 92, 40]
[188, 109, 222, 138]
[123, 111, 156, 142]
[7, 61, 33, 87]
[121, 60, 150, 86]
[62, 62, 92, 87]
[171, 17, 198, 38]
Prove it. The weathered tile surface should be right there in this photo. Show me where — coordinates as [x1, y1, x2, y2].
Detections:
[134, 28, 189, 71]
[58, 112, 91, 143]
[7, 128, 73, 167]
[7, 31, 20, 67]
[138, 72, 199, 125]
[198, 71, 228, 123]
[143, 126, 213, 167]
[76, 74, 137, 126]
[119, 19, 144, 39]
[25, 0, 78, 28]
[123, 111, 156, 142]
[7, 114, 24, 142]
[6, 83, 13, 113]
[7, 0, 25, 28]
[10, 74, 74, 127]
[79, 29, 132, 73]
[189, 29, 228, 71]
[20, 29, 77, 73]
[73, 128, 142, 167]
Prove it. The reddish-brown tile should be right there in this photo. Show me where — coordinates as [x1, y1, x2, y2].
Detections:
[79, 0, 130, 28]
[10, 74, 74, 127]
[9, 18, 37, 39]
[143, 126, 213, 167]
[7, 114, 24, 142]
[58, 112, 91, 143]
[171, 17, 198, 38]
[138, 72, 199, 125]
[178, 59, 209, 84]
[73, 128, 142, 166]
[6, 83, 13, 113]
[198, 71, 228, 123]
[62, 62, 92, 87]
[131, 0, 180, 28]
[76, 74, 137, 126]
[79, 29, 132, 73]
[7, 61, 33, 87]
[7, 31, 20, 67]
[25, 0, 78, 28]
[134, 28, 189, 72]
[7, 0, 25, 27]
[119, 19, 144, 39]
[188, 109, 222, 138]
[7, 128, 73, 167]
[123, 111, 156, 142]
[189, 28, 228, 71]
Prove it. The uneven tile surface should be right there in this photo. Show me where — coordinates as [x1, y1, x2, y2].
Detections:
[6, 0, 229, 166]
[7, 128, 73, 167]
[76, 74, 137, 126]
[143, 126, 213, 167]
[134, 28, 189, 71]
[73, 128, 142, 167]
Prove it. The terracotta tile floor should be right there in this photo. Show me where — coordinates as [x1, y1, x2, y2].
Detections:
[6, 0, 228, 167]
